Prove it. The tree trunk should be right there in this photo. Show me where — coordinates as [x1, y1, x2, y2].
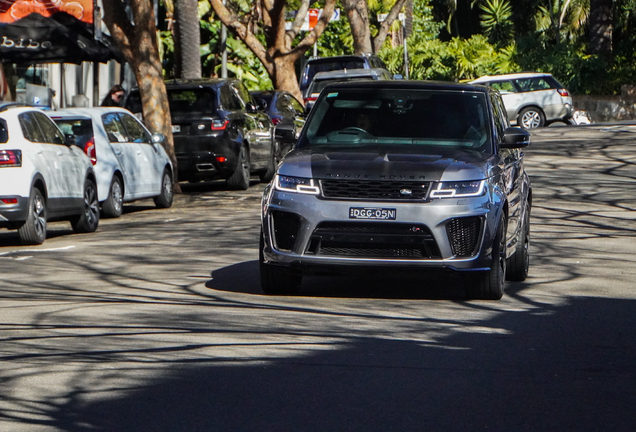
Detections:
[589, 0, 613, 56]
[209, 0, 336, 103]
[175, 0, 202, 79]
[343, 0, 372, 54]
[102, 0, 180, 189]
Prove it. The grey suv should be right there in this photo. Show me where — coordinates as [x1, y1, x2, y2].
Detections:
[260, 80, 532, 300]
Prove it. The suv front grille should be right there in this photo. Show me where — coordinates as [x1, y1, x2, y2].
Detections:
[320, 180, 431, 201]
[306, 222, 441, 259]
[272, 211, 301, 252]
[447, 217, 482, 257]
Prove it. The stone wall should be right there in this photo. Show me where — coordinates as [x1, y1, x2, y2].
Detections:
[572, 86, 636, 123]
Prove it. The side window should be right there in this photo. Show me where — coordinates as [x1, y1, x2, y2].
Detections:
[0, 118, 8, 143]
[235, 82, 253, 107]
[289, 96, 304, 115]
[490, 93, 505, 138]
[102, 113, 128, 143]
[120, 113, 151, 143]
[224, 85, 243, 110]
[276, 95, 292, 115]
[19, 112, 45, 143]
[33, 112, 65, 145]
[514, 78, 550, 92]
[490, 81, 516, 93]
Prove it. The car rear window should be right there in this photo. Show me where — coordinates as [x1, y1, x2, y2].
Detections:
[168, 89, 217, 115]
[309, 77, 375, 96]
[54, 118, 93, 147]
[303, 88, 492, 155]
[301, 59, 366, 91]
[126, 88, 218, 116]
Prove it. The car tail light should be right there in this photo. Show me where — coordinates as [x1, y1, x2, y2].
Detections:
[83, 138, 97, 165]
[303, 96, 318, 105]
[1, 198, 17, 204]
[211, 119, 229, 131]
[216, 156, 227, 163]
[557, 88, 570, 97]
[0, 149, 21, 167]
[271, 118, 281, 125]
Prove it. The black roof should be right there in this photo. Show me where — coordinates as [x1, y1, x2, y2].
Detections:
[319, 79, 491, 93]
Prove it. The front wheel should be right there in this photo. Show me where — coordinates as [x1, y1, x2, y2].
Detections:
[466, 216, 507, 300]
[18, 187, 47, 245]
[154, 168, 173, 208]
[227, 144, 250, 190]
[71, 179, 100, 233]
[518, 107, 545, 129]
[259, 231, 302, 295]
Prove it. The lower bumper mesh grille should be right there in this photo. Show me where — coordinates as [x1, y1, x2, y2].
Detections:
[307, 221, 441, 259]
[447, 216, 482, 257]
[272, 211, 301, 252]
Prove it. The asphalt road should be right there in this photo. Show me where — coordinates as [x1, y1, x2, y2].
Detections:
[1, 124, 635, 431]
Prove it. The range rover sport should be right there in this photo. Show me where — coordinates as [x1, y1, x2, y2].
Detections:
[259, 80, 532, 300]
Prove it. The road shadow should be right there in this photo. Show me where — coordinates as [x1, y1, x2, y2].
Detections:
[207, 260, 470, 300]
[3, 295, 633, 432]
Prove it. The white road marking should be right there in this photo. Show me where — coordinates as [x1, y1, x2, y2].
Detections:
[0, 245, 75, 256]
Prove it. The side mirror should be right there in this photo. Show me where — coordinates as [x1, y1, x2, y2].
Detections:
[256, 100, 268, 111]
[500, 127, 530, 148]
[64, 133, 76, 146]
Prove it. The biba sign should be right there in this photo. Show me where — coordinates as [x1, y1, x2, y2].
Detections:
[1, 36, 52, 50]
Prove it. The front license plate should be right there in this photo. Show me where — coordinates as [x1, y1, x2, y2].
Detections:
[349, 207, 397, 220]
[172, 125, 180, 133]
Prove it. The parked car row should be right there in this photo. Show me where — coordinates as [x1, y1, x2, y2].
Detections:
[0, 103, 173, 245]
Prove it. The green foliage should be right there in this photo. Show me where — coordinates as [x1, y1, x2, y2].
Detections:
[479, 0, 514, 46]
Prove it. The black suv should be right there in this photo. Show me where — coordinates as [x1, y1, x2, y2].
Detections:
[125, 79, 276, 189]
[299, 54, 388, 99]
[260, 80, 532, 300]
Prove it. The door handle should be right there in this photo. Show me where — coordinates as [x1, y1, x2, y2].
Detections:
[57, 151, 63, 156]
[136, 150, 142, 155]
[114, 147, 122, 155]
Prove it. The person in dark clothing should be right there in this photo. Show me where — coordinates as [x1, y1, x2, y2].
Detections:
[101, 85, 125, 107]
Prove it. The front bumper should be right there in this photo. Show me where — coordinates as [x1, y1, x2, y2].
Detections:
[261, 187, 502, 273]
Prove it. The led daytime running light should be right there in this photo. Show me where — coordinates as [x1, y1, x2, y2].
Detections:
[275, 175, 320, 195]
[430, 180, 485, 198]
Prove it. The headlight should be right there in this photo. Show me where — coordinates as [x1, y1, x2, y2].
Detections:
[274, 175, 320, 195]
[430, 180, 485, 198]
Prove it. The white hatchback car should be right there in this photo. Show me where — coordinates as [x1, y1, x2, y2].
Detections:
[470, 72, 574, 129]
[0, 104, 99, 244]
[52, 108, 173, 218]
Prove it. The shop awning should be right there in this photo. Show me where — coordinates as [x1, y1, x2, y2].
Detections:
[0, 10, 123, 64]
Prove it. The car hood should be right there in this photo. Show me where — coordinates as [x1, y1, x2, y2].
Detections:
[279, 146, 498, 182]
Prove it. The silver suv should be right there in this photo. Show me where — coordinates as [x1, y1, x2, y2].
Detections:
[470, 72, 573, 129]
[260, 80, 532, 300]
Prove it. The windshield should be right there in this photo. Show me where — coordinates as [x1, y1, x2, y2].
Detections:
[301, 88, 493, 155]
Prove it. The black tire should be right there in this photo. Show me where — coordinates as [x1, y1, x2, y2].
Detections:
[71, 179, 100, 233]
[259, 231, 302, 295]
[259, 143, 277, 183]
[467, 216, 507, 300]
[506, 208, 530, 281]
[227, 144, 250, 190]
[154, 168, 173, 208]
[18, 187, 47, 245]
[518, 107, 545, 129]
[102, 175, 123, 218]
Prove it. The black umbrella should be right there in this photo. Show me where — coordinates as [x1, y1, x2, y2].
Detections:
[0, 12, 123, 64]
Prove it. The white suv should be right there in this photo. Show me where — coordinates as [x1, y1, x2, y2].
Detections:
[470, 72, 574, 129]
[52, 108, 174, 218]
[0, 104, 99, 244]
